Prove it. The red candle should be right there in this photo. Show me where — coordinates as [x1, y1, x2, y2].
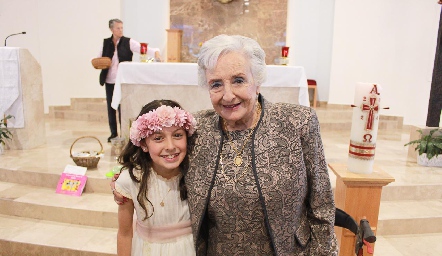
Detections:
[281, 46, 289, 57]
[140, 43, 148, 54]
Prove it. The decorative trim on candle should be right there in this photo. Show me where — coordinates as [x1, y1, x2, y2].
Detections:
[348, 140, 376, 160]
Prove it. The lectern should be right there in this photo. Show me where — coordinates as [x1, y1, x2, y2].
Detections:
[328, 163, 394, 256]
[0, 48, 45, 149]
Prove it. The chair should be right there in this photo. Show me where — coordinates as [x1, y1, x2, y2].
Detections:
[307, 79, 317, 108]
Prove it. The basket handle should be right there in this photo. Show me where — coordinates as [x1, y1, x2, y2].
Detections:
[70, 136, 104, 157]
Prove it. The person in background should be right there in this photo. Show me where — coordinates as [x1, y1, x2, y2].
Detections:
[98, 18, 162, 142]
[114, 99, 196, 255]
[185, 34, 338, 255]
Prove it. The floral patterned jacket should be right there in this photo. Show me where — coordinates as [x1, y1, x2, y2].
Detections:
[185, 95, 338, 256]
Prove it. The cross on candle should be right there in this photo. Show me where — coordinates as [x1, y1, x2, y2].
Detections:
[362, 96, 379, 131]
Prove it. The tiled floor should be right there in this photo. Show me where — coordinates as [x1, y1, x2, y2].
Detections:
[0, 113, 442, 255]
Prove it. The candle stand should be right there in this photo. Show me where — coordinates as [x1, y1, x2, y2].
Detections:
[328, 163, 394, 256]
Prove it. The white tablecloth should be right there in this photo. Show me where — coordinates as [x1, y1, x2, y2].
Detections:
[0, 47, 24, 128]
[111, 62, 309, 110]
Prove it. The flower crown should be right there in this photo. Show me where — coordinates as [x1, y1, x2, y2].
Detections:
[130, 105, 197, 147]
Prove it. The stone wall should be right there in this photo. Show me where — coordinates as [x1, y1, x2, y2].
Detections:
[170, 0, 287, 64]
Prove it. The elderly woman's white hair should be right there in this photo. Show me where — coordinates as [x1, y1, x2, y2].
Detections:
[197, 35, 267, 88]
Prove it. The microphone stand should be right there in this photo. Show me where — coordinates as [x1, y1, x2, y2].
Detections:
[4, 32, 26, 46]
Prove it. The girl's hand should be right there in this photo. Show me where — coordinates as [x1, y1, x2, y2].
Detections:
[110, 173, 128, 205]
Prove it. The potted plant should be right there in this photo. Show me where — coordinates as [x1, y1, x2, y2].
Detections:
[404, 128, 442, 167]
[0, 115, 14, 154]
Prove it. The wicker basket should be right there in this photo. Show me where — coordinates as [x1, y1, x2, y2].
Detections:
[70, 136, 104, 168]
[91, 57, 111, 69]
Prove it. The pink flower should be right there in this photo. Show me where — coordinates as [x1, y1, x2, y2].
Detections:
[130, 105, 197, 147]
[156, 105, 176, 127]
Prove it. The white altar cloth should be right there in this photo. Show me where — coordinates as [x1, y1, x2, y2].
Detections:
[0, 47, 24, 128]
[111, 62, 309, 110]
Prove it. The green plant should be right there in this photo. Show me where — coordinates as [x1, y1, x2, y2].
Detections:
[404, 128, 442, 159]
[0, 115, 14, 146]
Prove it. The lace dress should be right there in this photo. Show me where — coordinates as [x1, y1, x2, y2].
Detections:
[115, 169, 195, 256]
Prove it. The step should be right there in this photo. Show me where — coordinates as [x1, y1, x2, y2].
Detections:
[0, 214, 117, 256]
[48, 97, 108, 121]
[317, 111, 402, 131]
[381, 184, 442, 201]
[316, 108, 353, 121]
[0, 168, 118, 194]
[3, 170, 442, 236]
[318, 103, 352, 110]
[51, 109, 108, 122]
[48, 100, 107, 119]
[0, 181, 118, 228]
[5, 165, 439, 204]
[0, 168, 103, 192]
[374, 233, 442, 256]
[377, 199, 442, 235]
[319, 122, 352, 132]
[70, 98, 107, 113]
[71, 101, 108, 112]
[71, 98, 106, 104]
[0, 170, 119, 255]
[47, 105, 70, 118]
[1, 181, 441, 254]
[378, 115, 403, 130]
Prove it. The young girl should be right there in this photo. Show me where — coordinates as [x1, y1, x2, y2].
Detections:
[113, 100, 197, 256]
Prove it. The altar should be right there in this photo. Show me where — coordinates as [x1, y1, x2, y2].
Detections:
[111, 62, 310, 137]
[0, 47, 45, 149]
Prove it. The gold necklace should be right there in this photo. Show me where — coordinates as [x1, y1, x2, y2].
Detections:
[159, 188, 172, 207]
[223, 102, 261, 167]
[152, 168, 173, 207]
[219, 155, 250, 185]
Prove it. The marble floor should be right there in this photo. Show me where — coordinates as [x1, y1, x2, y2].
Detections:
[0, 113, 442, 255]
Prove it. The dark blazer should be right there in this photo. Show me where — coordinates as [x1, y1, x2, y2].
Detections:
[185, 95, 338, 255]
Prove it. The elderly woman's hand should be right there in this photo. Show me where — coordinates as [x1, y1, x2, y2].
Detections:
[110, 173, 128, 205]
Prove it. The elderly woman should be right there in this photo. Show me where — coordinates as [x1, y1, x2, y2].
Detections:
[185, 35, 338, 255]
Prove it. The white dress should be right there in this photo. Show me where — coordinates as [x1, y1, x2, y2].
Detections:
[115, 169, 195, 256]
